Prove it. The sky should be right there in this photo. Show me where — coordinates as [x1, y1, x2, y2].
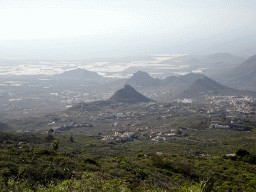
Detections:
[0, 0, 256, 59]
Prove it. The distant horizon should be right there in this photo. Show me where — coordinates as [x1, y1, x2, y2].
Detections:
[0, 52, 255, 61]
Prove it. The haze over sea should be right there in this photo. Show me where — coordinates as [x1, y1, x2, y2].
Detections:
[0, 54, 199, 79]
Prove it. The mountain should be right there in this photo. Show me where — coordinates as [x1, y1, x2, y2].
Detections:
[159, 74, 202, 91]
[183, 53, 246, 76]
[212, 55, 256, 91]
[108, 84, 153, 104]
[160, 76, 186, 86]
[125, 71, 161, 88]
[124, 71, 207, 92]
[54, 68, 102, 79]
[179, 73, 206, 83]
[200, 52, 245, 64]
[178, 77, 256, 99]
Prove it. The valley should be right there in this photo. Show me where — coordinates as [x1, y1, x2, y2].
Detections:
[0, 53, 256, 191]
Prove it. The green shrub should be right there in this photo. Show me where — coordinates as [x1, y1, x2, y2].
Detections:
[235, 148, 250, 157]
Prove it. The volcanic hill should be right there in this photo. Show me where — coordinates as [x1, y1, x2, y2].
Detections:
[108, 84, 153, 104]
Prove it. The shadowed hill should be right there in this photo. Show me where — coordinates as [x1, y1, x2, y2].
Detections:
[108, 84, 153, 104]
[178, 77, 256, 99]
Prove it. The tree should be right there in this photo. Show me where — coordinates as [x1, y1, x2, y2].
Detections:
[69, 135, 74, 142]
[48, 128, 54, 134]
[201, 176, 214, 192]
[51, 141, 59, 151]
[177, 130, 182, 135]
[235, 148, 250, 157]
[220, 112, 227, 122]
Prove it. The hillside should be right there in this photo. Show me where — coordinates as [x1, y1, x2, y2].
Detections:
[178, 76, 256, 99]
[108, 84, 153, 104]
[1, 128, 256, 191]
[212, 54, 256, 91]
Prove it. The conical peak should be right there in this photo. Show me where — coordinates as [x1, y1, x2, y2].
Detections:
[108, 84, 153, 103]
[124, 84, 133, 89]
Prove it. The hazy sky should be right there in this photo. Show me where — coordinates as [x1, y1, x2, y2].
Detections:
[1, 0, 256, 59]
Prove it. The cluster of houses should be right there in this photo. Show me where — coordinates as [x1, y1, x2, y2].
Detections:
[207, 95, 255, 114]
[101, 127, 179, 142]
[210, 123, 230, 129]
[101, 131, 134, 140]
[209, 119, 250, 131]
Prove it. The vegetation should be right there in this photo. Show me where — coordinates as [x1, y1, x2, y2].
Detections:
[0, 129, 256, 192]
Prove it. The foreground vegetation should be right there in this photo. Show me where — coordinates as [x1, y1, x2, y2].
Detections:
[1, 128, 256, 192]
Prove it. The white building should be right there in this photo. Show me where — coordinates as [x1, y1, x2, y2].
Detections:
[215, 124, 230, 129]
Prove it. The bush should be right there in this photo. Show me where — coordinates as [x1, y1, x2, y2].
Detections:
[34, 148, 57, 155]
[242, 155, 256, 164]
[235, 149, 250, 157]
